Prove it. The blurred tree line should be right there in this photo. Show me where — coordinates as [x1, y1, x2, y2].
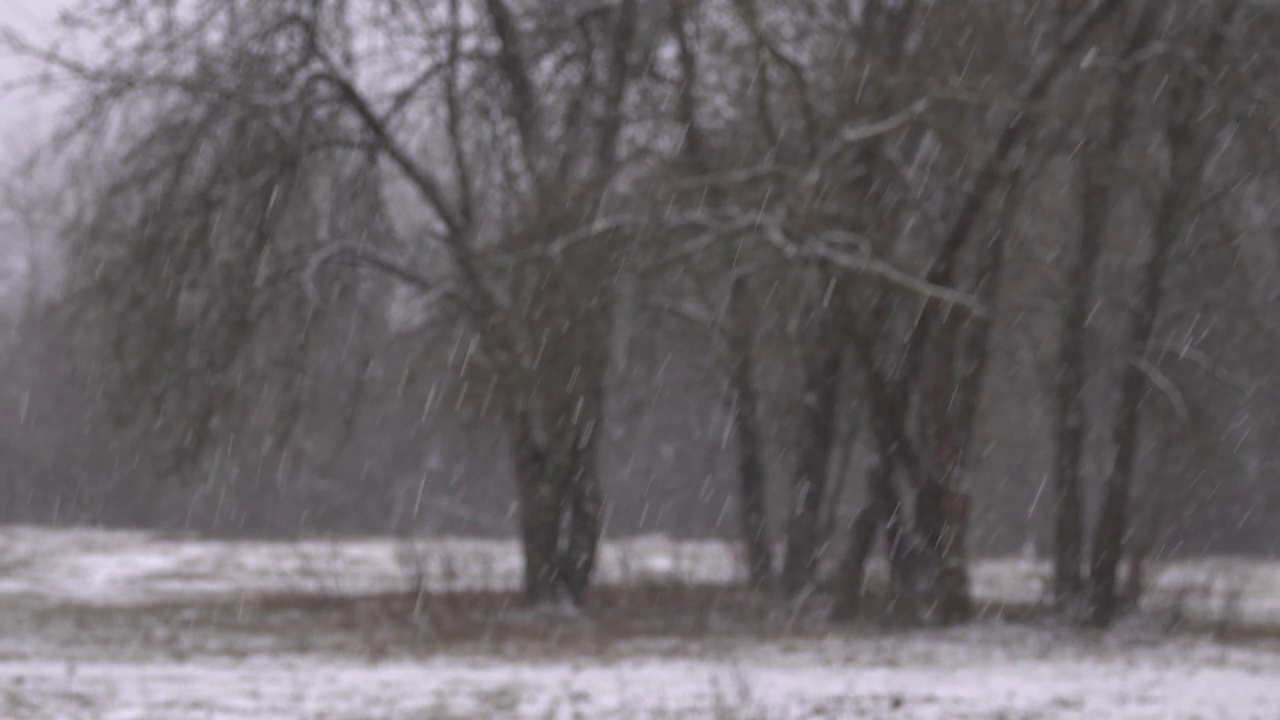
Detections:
[1, 0, 1279, 624]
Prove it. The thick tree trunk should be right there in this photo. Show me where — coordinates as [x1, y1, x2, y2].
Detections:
[512, 414, 566, 605]
[728, 277, 775, 592]
[731, 371, 773, 593]
[509, 280, 612, 608]
[930, 476, 973, 623]
[559, 391, 606, 606]
[912, 477, 971, 623]
[512, 403, 606, 607]
[782, 319, 842, 598]
[918, 314, 974, 624]
[554, 307, 611, 607]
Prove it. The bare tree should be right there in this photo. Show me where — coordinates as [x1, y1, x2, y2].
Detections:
[9, 0, 1280, 629]
[11, 0, 656, 605]
[1050, 0, 1159, 612]
[1087, 0, 1245, 626]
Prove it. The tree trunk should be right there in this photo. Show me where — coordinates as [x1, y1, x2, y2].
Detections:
[818, 406, 860, 554]
[1088, 20, 1222, 622]
[670, 0, 772, 593]
[872, 446, 912, 606]
[510, 289, 611, 608]
[512, 405, 606, 607]
[918, 313, 974, 624]
[1054, 0, 1157, 613]
[930, 475, 973, 623]
[728, 276, 775, 592]
[559, 379, 607, 606]
[841, 298, 936, 621]
[832, 439, 911, 621]
[1051, 154, 1100, 610]
[917, 170, 1016, 624]
[512, 413, 565, 605]
[832, 505, 880, 621]
[1088, 188, 1179, 626]
[782, 316, 842, 598]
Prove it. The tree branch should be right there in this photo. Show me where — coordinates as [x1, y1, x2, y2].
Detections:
[302, 242, 454, 310]
[1131, 357, 1189, 422]
[761, 226, 988, 316]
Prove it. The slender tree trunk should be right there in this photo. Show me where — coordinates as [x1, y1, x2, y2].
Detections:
[670, 0, 772, 592]
[1089, 174, 1184, 626]
[782, 314, 842, 598]
[1052, 155, 1099, 610]
[869, 0, 1125, 622]
[832, 505, 881, 620]
[839, 298, 934, 620]
[918, 171, 1016, 624]
[727, 276, 775, 592]
[832, 435, 905, 620]
[1054, 0, 1157, 613]
[1088, 4, 1228, 622]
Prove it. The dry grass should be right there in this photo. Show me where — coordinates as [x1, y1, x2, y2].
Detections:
[37, 583, 819, 660]
[30, 578, 1280, 670]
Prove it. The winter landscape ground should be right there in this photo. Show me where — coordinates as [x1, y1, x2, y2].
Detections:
[0, 526, 1277, 719]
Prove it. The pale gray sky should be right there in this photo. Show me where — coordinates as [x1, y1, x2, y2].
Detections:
[0, 0, 59, 41]
[0, 1, 69, 302]
[0, 0, 69, 163]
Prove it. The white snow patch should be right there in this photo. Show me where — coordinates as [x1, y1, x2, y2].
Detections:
[1, 634, 1277, 719]
[0, 526, 1276, 718]
[0, 526, 1274, 630]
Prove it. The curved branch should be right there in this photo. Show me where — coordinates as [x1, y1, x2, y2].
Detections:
[930, 0, 1125, 282]
[1131, 357, 1189, 422]
[1154, 342, 1250, 393]
[761, 226, 988, 317]
[302, 243, 452, 306]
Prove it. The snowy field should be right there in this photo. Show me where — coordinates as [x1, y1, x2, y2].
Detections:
[0, 525, 1277, 719]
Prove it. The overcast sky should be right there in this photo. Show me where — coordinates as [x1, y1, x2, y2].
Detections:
[0, 0, 69, 163]
[0, 0, 69, 300]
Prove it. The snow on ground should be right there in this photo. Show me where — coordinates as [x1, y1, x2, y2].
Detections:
[1, 623, 1277, 719]
[0, 525, 1277, 718]
[0, 525, 1273, 628]
[0, 526, 742, 603]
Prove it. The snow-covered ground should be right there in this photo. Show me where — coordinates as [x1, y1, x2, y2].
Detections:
[0, 525, 1274, 626]
[0, 526, 743, 602]
[4, 631, 1279, 719]
[0, 525, 1277, 719]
